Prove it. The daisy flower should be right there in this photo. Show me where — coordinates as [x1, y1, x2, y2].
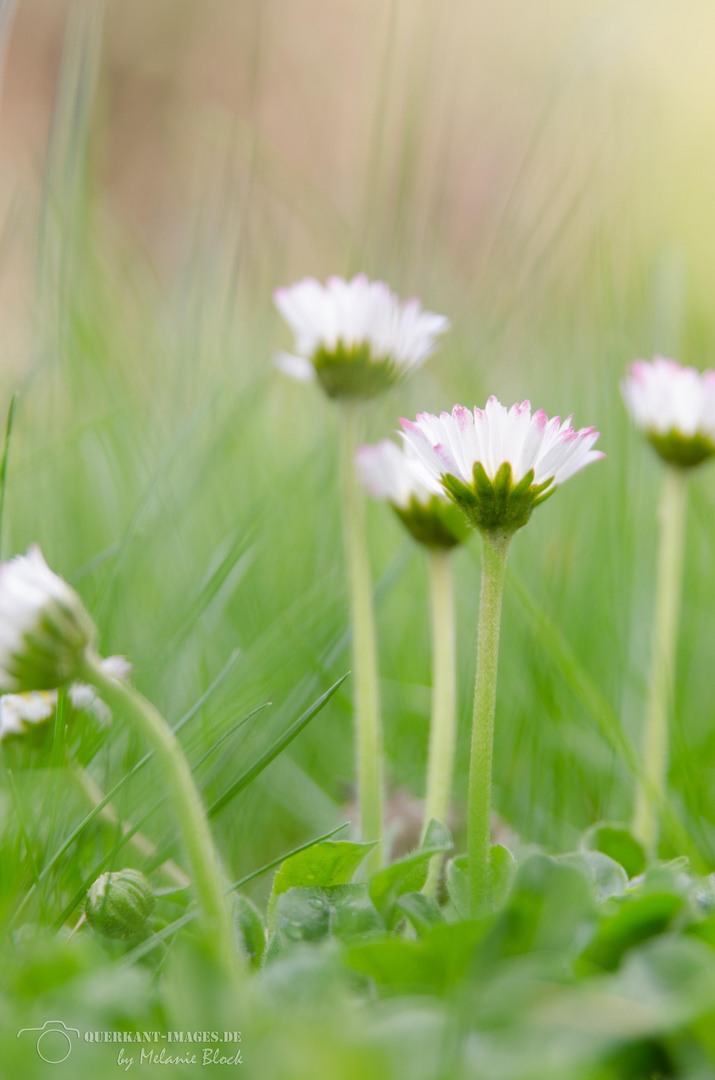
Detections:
[273, 274, 449, 398]
[400, 397, 604, 533]
[0, 545, 96, 692]
[0, 657, 132, 741]
[355, 439, 468, 548]
[0, 690, 55, 739]
[622, 357, 715, 467]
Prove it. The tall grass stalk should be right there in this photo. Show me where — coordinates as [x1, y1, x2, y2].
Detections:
[423, 548, 456, 897]
[0, 393, 17, 558]
[633, 465, 688, 854]
[469, 529, 510, 917]
[79, 653, 240, 979]
[338, 403, 384, 873]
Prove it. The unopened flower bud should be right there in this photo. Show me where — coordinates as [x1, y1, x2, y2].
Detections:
[84, 869, 155, 941]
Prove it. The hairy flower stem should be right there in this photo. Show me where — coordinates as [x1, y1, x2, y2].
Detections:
[633, 465, 688, 855]
[79, 654, 239, 979]
[423, 549, 457, 897]
[339, 403, 384, 873]
[469, 529, 510, 918]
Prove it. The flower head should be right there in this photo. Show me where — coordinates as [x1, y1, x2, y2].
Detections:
[0, 656, 131, 742]
[356, 440, 469, 548]
[0, 546, 96, 692]
[400, 397, 604, 534]
[273, 274, 449, 399]
[0, 691, 55, 739]
[622, 357, 715, 467]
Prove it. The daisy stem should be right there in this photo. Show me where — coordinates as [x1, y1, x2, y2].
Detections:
[78, 653, 240, 980]
[633, 465, 688, 856]
[339, 402, 384, 873]
[423, 547, 457, 897]
[469, 528, 510, 918]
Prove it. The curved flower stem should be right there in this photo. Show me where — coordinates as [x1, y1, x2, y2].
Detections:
[339, 402, 384, 873]
[469, 529, 510, 918]
[633, 465, 688, 855]
[423, 548, 457, 897]
[78, 654, 239, 979]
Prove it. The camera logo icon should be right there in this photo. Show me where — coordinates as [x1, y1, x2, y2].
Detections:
[17, 1020, 80, 1063]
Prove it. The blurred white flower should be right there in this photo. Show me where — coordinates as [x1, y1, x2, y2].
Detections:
[355, 439, 440, 511]
[0, 545, 96, 692]
[0, 691, 55, 739]
[622, 357, 715, 467]
[273, 274, 449, 398]
[355, 439, 468, 549]
[0, 656, 132, 741]
[400, 397, 604, 533]
[69, 655, 133, 726]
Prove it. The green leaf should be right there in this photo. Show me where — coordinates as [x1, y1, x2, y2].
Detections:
[347, 921, 487, 993]
[233, 894, 265, 968]
[268, 839, 376, 923]
[271, 887, 331, 947]
[446, 855, 469, 920]
[486, 853, 596, 961]
[581, 821, 646, 879]
[612, 935, 715, 1026]
[370, 828, 452, 928]
[557, 850, 629, 902]
[259, 940, 350, 1006]
[490, 844, 517, 907]
[689, 873, 715, 917]
[422, 818, 453, 851]
[395, 892, 445, 937]
[268, 884, 384, 957]
[580, 892, 684, 972]
[323, 884, 385, 944]
[446, 845, 516, 919]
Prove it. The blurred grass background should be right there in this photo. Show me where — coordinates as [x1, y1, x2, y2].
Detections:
[2, 0, 715, 922]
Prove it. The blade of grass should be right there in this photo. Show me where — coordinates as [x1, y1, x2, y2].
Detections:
[207, 673, 349, 819]
[52, 698, 273, 926]
[190, 701, 272, 772]
[48, 678, 346, 929]
[3, 766, 41, 894]
[0, 391, 17, 558]
[508, 562, 704, 867]
[8, 651, 245, 927]
[53, 799, 168, 931]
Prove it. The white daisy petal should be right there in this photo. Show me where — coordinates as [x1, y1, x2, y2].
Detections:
[273, 274, 449, 383]
[355, 440, 442, 510]
[622, 356, 715, 442]
[0, 690, 57, 740]
[0, 546, 96, 692]
[274, 351, 317, 383]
